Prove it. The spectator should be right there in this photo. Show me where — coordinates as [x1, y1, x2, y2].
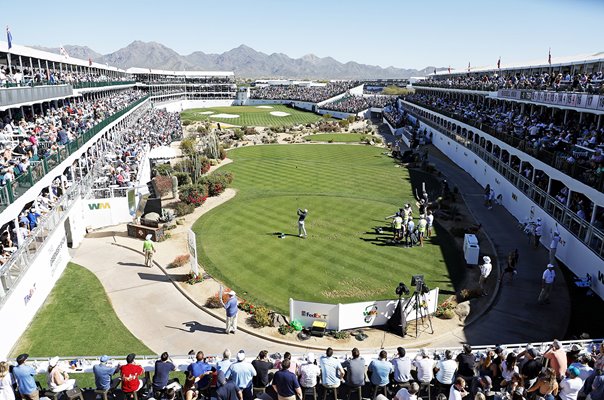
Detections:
[216, 370, 242, 400]
[368, 350, 393, 387]
[0, 361, 15, 400]
[456, 345, 475, 382]
[469, 376, 492, 399]
[412, 349, 434, 384]
[217, 349, 233, 372]
[251, 350, 274, 389]
[187, 351, 213, 392]
[274, 352, 298, 375]
[558, 367, 582, 400]
[220, 290, 239, 334]
[394, 382, 420, 400]
[527, 368, 559, 400]
[120, 353, 145, 395]
[392, 347, 412, 385]
[298, 353, 321, 390]
[500, 353, 519, 387]
[448, 377, 468, 400]
[272, 359, 302, 400]
[538, 264, 557, 305]
[93, 355, 117, 391]
[12, 354, 39, 400]
[435, 350, 458, 392]
[47, 356, 76, 393]
[225, 351, 256, 400]
[320, 348, 344, 390]
[153, 352, 176, 392]
[342, 348, 366, 393]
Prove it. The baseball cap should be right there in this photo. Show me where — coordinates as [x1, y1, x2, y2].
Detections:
[145, 234, 152, 240]
[483, 256, 491, 263]
[567, 366, 580, 377]
[100, 355, 110, 363]
[547, 263, 554, 268]
[16, 354, 28, 364]
[307, 353, 315, 363]
[228, 290, 236, 296]
[237, 351, 245, 361]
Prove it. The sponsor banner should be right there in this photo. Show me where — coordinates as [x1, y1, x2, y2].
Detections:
[289, 288, 439, 330]
[499, 89, 603, 111]
[187, 229, 199, 276]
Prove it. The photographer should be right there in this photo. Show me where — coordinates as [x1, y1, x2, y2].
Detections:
[449, 377, 468, 400]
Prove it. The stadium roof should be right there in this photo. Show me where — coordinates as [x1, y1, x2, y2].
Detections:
[432, 52, 604, 76]
[126, 67, 234, 76]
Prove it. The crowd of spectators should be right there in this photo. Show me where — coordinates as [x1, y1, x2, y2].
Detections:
[0, 66, 129, 87]
[415, 71, 604, 94]
[91, 108, 182, 193]
[402, 93, 604, 181]
[321, 95, 393, 113]
[383, 103, 408, 128]
[250, 81, 359, 103]
[5, 341, 604, 400]
[0, 90, 168, 267]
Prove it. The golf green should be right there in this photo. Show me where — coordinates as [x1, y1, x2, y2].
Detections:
[194, 144, 460, 313]
[181, 104, 322, 127]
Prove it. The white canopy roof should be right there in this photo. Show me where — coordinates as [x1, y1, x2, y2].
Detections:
[148, 146, 179, 159]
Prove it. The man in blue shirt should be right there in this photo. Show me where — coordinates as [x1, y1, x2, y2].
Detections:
[369, 350, 394, 387]
[187, 351, 214, 391]
[272, 359, 302, 400]
[12, 354, 39, 400]
[220, 290, 239, 334]
[320, 348, 344, 389]
[216, 370, 242, 400]
[93, 355, 118, 391]
[225, 351, 256, 400]
[27, 208, 41, 230]
[153, 352, 176, 391]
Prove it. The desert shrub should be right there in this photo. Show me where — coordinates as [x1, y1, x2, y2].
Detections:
[174, 201, 195, 216]
[182, 120, 193, 126]
[180, 137, 197, 156]
[322, 113, 332, 119]
[219, 146, 227, 160]
[155, 163, 173, 176]
[332, 330, 351, 340]
[435, 298, 457, 319]
[278, 324, 295, 335]
[206, 291, 231, 308]
[169, 254, 190, 268]
[457, 288, 483, 302]
[233, 129, 245, 140]
[173, 171, 192, 186]
[196, 125, 207, 134]
[338, 120, 350, 128]
[179, 184, 209, 207]
[153, 176, 173, 197]
[252, 306, 272, 327]
[198, 172, 233, 197]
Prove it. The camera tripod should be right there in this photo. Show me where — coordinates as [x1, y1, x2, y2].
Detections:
[400, 290, 434, 338]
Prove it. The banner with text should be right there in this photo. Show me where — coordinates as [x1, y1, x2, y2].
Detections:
[289, 288, 439, 330]
[498, 90, 604, 111]
[187, 229, 199, 276]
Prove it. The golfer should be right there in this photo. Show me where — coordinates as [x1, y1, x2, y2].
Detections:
[220, 290, 239, 334]
[297, 208, 308, 238]
[143, 234, 155, 267]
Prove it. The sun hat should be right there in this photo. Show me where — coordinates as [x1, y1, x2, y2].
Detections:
[49, 356, 60, 367]
[228, 290, 236, 296]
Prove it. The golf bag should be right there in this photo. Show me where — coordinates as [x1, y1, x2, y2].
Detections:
[410, 230, 420, 246]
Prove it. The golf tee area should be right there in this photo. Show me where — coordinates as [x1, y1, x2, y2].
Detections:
[193, 144, 462, 314]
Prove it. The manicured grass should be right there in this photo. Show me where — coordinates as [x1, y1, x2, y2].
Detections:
[304, 133, 367, 142]
[194, 145, 462, 314]
[11, 262, 152, 358]
[180, 104, 322, 127]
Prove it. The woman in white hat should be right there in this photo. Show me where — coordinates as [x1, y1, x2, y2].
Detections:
[47, 357, 76, 392]
[143, 234, 156, 267]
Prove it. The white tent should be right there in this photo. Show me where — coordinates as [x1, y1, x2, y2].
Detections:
[148, 146, 178, 159]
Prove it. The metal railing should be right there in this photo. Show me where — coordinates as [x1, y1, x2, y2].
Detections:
[0, 96, 149, 210]
[72, 81, 136, 89]
[402, 102, 604, 259]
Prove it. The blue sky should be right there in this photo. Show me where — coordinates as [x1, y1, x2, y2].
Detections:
[4, 0, 603, 70]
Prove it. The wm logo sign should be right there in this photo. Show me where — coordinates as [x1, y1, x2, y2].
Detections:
[88, 202, 111, 210]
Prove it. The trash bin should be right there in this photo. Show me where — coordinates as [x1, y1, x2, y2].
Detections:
[463, 234, 480, 265]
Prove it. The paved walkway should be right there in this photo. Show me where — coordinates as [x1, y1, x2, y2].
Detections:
[72, 137, 570, 356]
[382, 125, 570, 345]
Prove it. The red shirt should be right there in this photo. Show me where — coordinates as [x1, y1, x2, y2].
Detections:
[121, 363, 144, 392]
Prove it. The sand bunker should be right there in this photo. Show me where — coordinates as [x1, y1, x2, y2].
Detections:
[210, 113, 240, 119]
[198, 111, 214, 114]
[256, 105, 274, 109]
[270, 111, 290, 117]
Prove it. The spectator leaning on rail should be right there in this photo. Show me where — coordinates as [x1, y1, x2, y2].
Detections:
[93, 355, 118, 391]
[225, 351, 256, 400]
[320, 347, 344, 390]
[298, 352, 321, 390]
[12, 354, 39, 400]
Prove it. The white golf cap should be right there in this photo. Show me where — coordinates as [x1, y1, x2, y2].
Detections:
[49, 356, 60, 367]
[228, 290, 236, 296]
[483, 256, 491, 263]
[237, 351, 245, 361]
[304, 209, 308, 213]
[547, 263, 555, 268]
[145, 234, 152, 240]
[307, 353, 315, 363]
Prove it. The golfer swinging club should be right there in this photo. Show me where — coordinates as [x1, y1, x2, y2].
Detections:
[297, 208, 308, 238]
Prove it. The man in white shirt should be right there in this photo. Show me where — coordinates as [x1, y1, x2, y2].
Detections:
[538, 264, 556, 305]
[395, 382, 419, 400]
[435, 350, 457, 389]
[559, 367, 582, 400]
[549, 230, 563, 264]
[479, 256, 492, 296]
[412, 349, 434, 384]
[448, 378, 468, 400]
[534, 218, 543, 248]
[298, 353, 321, 389]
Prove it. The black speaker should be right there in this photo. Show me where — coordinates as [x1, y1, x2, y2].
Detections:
[144, 198, 162, 216]
[146, 180, 157, 198]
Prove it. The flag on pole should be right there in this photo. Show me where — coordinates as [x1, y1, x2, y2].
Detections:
[59, 46, 69, 59]
[448, 65, 451, 74]
[6, 26, 12, 50]
[88, 57, 92, 66]
[433, 68, 436, 75]
[467, 62, 471, 72]
[548, 48, 551, 65]
[497, 57, 501, 69]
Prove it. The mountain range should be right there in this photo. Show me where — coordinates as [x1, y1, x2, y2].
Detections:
[31, 41, 444, 80]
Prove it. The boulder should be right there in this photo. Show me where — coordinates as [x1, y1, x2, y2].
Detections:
[455, 301, 470, 321]
[270, 312, 289, 327]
